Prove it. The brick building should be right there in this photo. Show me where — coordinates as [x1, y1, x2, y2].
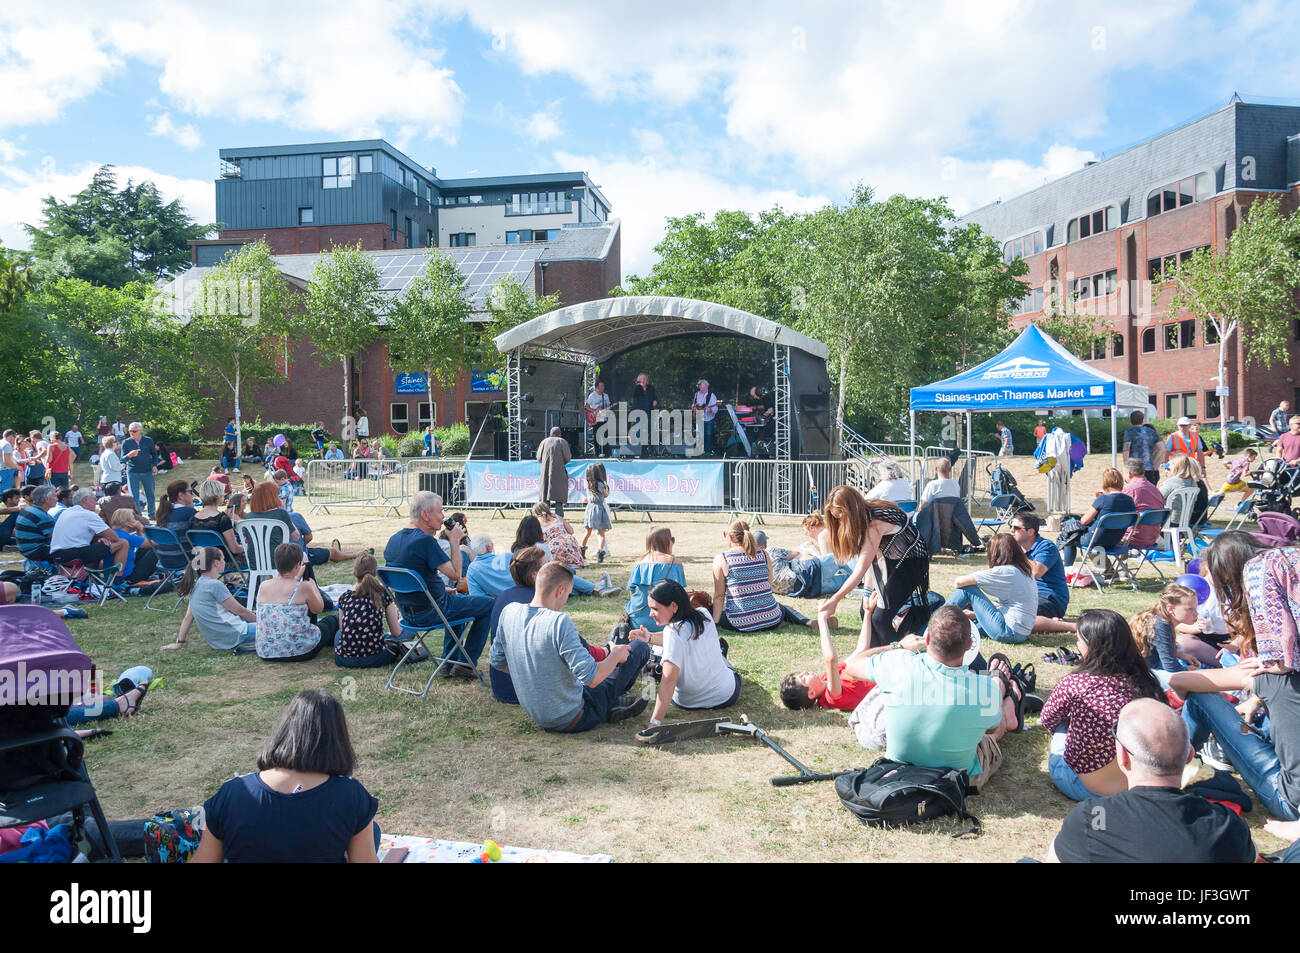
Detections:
[960, 100, 1300, 426]
[169, 139, 620, 446]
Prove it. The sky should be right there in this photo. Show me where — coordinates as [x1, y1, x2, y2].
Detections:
[3, 0, 1300, 278]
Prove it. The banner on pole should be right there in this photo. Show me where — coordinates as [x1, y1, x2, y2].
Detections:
[464, 460, 725, 507]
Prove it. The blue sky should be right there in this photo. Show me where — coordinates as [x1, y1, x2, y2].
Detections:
[3, 0, 1299, 276]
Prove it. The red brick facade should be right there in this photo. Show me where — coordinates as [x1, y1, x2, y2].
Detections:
[217, 224, 413, 255]
[1013, 187, 1300, 425]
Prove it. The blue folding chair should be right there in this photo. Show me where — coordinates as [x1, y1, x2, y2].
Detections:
[1196, 497, 1255, 544]
[1077, 510, 1141, 592]
[973, 493, 1027, 535]
[377, 566, 481, 697]
[1122, 508, 1173, 583]
[186, 528, 248, 593]
[142, 525, 189, 613]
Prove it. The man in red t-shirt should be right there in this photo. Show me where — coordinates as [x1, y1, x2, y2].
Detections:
[1273, 415, 1300, 464]
[780, 604, 923, 711]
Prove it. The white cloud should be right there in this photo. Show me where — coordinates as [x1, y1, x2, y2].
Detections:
[0, 158, 213, 251]
[149, 113, 202, 150]
[0, 14, 120, 127]
[553, 148, 829, 279]
[0, 139, 22, 162]
[525, 110, 562, 142]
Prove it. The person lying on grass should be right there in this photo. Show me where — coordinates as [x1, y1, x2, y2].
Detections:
[489, 561, 650, 732]
[191, 689, 379, 863]
[779, 602, 924, 711]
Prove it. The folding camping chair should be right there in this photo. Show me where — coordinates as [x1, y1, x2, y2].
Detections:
[377, 565, 481, 697]
[52, 556, 124, 608]
[973, 493, 1027, 535]
[1122, 508, 1173, 583]
[234, 517, 290, 609]
[1195, 497, 1256, 545]
[142, 525, 190, 613]
[1077, 510, 1141, 593]
[186, 528, 248, 593]
[0, 605, 121, 862]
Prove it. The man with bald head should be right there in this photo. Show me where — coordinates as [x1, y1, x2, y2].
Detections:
[1047, 698, 1256, 862]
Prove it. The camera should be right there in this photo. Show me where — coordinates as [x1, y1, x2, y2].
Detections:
[442, 513, 466, 533]
[753, 386, 771, 399]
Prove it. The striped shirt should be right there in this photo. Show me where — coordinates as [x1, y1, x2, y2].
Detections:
[15, 505, 54, 558]
[721, 550, 782, 631]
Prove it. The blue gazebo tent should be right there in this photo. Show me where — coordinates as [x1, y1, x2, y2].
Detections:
[908, 324, 1148, 496]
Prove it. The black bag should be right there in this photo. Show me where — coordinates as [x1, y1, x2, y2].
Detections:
[835, 757, 981, 837]
[1057, 515, 1086, 548]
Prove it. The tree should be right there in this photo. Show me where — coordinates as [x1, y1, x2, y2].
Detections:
[387, 250, 474, 431]
[301, 243, 385, 449]
[481, 274, 561, 348]
[1163, 195, 1300, 442]
[24, 165, 211, 287]
[186, 239, 296, 451]
[0, 246, 34, 312]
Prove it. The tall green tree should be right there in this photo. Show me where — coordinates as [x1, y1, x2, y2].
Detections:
[1162, 195, 1300, 441]
[186, 239, 296, 450]
[301, 243, 385, 449]
[388, 250, 474, 430]
[24, 165, 211, 287]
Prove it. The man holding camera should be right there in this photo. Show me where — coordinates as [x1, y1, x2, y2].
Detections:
[384, 491, 494, 679]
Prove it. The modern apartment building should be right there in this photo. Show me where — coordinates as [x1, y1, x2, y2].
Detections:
[960, 100, 1300, 424]
[180, 139, 620, 443]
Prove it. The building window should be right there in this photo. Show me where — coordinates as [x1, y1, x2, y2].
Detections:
[1002, 231, 1044, 263]
[390, 210, 397, 243]
[1148, 245, 1211, 280]
[405, 217, 414, 249]
[1141, 328, 1156, 353]
[426, 230, 435, 248]
[417, 402, 434, 430]
[323, 156, 353, 189]
[358, 154, 373, 174]
[1206, 391, 1222, 419]
[449, 232, 476, 247]
[1165, 392, 1198, 420]
[1111, 332, 1124, 357]
[1205, 321, 1220, 346]
[390, 402, 410, 434]
[1088, 338, 1107, 361]
[1146, 171, 1214, 218]
[1067, 204, 1119, 243]
[1009, 286, 1044, 317]
[1163, 319, 1196, 350]
[506, 229, 557, 244]
[507, 191, 571, 216]
[298, 207, 313, 225]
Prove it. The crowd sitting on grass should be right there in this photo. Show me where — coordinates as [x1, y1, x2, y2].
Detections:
[10, 450, 1300, 864]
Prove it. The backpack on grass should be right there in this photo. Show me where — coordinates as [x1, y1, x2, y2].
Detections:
[143, 809, 202, 863]
[835, 757, 981, 837]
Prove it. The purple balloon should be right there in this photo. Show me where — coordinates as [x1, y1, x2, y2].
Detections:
[1186, 557, 1202, 577]
[1176, 573, 1211, 605]
[273, 434, 286, 447]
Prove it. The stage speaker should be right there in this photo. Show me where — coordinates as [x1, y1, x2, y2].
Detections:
[418, 470, 456, 499]
[493, 432, 509, 460]
[561, 428, 581, 455]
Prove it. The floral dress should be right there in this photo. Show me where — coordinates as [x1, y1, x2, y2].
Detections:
[543, 521, 585, 570]
[255, 577, 321, 660]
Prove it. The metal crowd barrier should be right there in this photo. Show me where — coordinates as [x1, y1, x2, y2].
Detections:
[303, 456, 469, 517]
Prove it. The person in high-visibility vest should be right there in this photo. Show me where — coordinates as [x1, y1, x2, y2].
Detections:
[1165, 416, 1206, 473]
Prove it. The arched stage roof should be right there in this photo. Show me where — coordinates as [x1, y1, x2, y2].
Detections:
[493, 295, 830, 362]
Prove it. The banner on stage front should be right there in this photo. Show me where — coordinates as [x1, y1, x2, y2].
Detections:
[464, 460, 724, 508]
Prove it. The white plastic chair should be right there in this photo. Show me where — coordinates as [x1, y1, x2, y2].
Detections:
[1162, 486, 1200, 572]
[234, 517, 292, 609]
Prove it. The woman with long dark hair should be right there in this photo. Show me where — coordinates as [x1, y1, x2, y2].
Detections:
[1040, 608, 1166, 800]
[191, 689, 379, 863]
[944, 534, 1038, 644]
[819, 485, 929, 647]
[1171, 531, 1300, 824]
[637, 579, 740, 728]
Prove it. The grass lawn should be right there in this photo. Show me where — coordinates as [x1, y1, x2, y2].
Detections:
[16, 454, 1285, 862]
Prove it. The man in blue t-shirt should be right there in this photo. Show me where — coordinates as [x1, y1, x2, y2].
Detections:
[383, 491, 493, 678]
[119, 421, 159, 519]
[855, 606, 1011, 789]
[1010, 512, 1075, 634]
[1121, 411, 1162, 485]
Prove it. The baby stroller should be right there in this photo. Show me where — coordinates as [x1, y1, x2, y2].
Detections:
[0, 605, 121, 861]
[1247, 457, 1300, 518]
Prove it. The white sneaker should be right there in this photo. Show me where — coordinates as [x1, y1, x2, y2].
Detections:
[1199, 737, 1233, 772]
[601, 571, 613, 589]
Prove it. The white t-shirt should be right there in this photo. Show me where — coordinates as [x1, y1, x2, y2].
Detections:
[866, 477, 914, 502]
[661, 609, 736, 709]
[0, 438, 14, 471]
[692, 390, 720, 422]
[972, 565, 1038, 637]
[112, 423, 126, 438]
[100, 449, 124, 483]
[66, 430, 83, 449]
[51, 505, 110, 552]
[586, 390, 611, 418]
[920, 477, 961, 505]
[356, 416, 370, 438]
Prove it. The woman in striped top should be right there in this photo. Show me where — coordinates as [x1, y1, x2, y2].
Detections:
[711, 520, 813, 632]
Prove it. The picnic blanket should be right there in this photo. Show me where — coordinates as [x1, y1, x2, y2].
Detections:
[378, 834, 612, 863]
